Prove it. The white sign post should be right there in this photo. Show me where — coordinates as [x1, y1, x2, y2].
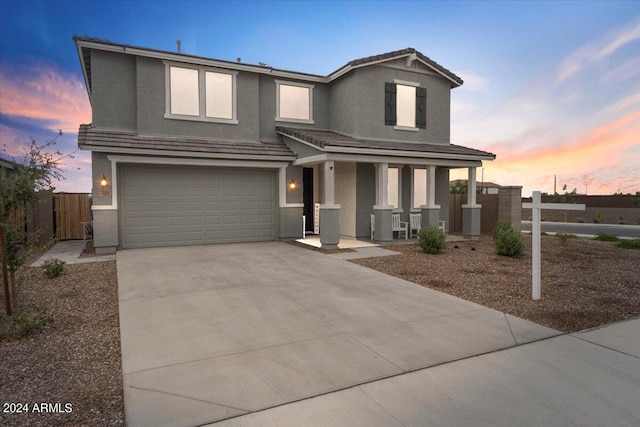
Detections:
[523, 191, 585, 300]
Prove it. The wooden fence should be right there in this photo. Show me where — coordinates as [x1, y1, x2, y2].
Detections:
[448, 193, 500, 234]
[54, 193, 92, 240]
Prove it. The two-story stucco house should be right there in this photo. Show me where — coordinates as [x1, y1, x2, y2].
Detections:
[74, 37, 495, 253]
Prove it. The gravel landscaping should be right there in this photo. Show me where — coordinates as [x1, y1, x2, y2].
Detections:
[1, 233, 638, 426]
[352, 234, 640, 333]
[0, 261, 123, 426]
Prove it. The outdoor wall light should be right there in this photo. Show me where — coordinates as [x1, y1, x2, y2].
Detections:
[288, 179, 297, 190]
[100, 174, 108, 187]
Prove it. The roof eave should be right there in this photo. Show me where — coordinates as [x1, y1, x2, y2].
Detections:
[73, 37, 328, 84]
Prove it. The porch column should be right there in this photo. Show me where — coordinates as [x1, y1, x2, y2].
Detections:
[421, 165, 441, 231]
[320, 160, 340, 249]
[373, 163, 393, 243]
[462, 166, 481, 240]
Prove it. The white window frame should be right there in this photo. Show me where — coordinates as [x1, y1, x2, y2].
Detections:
[275, 80, 314, 124]
[393, 79, 420, 132]
[164, 62, 238, 124]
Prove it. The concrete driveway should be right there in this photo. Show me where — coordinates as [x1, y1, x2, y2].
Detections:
[117, 242, 559, 426]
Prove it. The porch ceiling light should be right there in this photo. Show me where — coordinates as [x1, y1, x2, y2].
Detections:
[288, 179, 297, 190]
[100, 174, 108, 187]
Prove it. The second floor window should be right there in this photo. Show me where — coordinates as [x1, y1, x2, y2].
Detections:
[165, 64, 237, 124]
[275, 80, 314, 124]
[385, 80, 426, 131]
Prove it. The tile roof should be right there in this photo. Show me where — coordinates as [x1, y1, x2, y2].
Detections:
[345, 48, 463, 86]
[78, 125, 295, 159]
[276, 127, 495, 160]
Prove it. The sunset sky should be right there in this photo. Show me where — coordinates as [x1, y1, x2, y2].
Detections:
[1, 0, 638, 196]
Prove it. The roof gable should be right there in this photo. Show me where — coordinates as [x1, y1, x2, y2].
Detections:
[331, 48, 463, 87]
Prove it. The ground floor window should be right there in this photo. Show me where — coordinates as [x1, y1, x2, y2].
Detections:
[412, 168, 427, 209]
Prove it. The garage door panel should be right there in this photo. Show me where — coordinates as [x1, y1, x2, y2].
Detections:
[120, 165, 276, 248]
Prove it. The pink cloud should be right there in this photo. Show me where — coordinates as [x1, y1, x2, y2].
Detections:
[0, 64, 91, 133]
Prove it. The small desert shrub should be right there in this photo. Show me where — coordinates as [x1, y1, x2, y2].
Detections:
[418, 226, 446, 254]
[593, 210, 603, 224]
[492, 220, 512, 241]
[11, 307, 54, 336]
[617, 215, 626, 225]
[593, 233, 619, 242]
[495, 225, 525, 257]
[556, 232, 577, 244]
[41, 258, 65, 278]
[615, 239, 640, 250]
[576, 217, 585, 223]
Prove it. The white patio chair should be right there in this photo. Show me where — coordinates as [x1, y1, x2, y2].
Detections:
[438, 220, 446, 235]
[409, 213, 421, 238]
[392, 213, 408, 240]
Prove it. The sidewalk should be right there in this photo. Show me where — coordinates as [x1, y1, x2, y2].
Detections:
[212, 318, 640, 426]
[30, 240, 116, 267]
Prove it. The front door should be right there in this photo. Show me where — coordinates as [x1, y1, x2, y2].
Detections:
[303, 167, 314, 232]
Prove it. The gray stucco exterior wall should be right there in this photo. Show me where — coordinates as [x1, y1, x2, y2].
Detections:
[328, 72, 356, 136]
[93, 209, 118, 253]
[258, 75, 331, 142]
[286, 166, 304, 205]
[91, 50, 137, 130]
[135, 56, 261, 141]
[351, 65, 451, 144]
[91, 152, 112, 206]
[355, 163, 376, 238]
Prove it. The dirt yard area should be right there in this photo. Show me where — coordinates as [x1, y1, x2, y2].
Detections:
[352, 234, 640, 333]
[0, 261, 123, 426]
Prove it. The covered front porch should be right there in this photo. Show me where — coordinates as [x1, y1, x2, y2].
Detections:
[276, 127, 495, 250]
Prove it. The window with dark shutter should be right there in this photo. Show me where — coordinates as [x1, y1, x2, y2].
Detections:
[415, 87, 427, 129]
[385, 82, 397, 126]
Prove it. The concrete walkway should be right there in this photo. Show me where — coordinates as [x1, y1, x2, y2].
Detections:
[117, 242, 560, 427]
[213, 318, 640, 426]
[31, 240, 116, 267]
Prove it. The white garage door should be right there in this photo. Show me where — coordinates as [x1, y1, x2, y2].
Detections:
[120, 165, 276, 248]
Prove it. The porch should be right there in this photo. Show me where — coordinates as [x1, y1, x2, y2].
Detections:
[277, 127, 496, 249]
[295, 234, 465, 250]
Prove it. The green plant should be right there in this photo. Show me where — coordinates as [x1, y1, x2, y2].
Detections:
[492, 220, 512, 241]
[11, 307, 54, 336]
[593, 233, 619, 242]
[593, 210, 603, 224]
[618, 215, 626, 225]
[418, 226, 446, 254]
[556, 232, 577, 244]
[576, 217, 585, 223]
[41, 258, 65, 278]
[615, 239, 640, 250]
[495, 224, 525, 257]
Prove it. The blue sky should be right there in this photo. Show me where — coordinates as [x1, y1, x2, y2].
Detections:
[1, 0, 639, 195]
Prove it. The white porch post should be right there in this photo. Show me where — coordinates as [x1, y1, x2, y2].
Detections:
[320, 160, 339, 249]
[426, 165, 437, 207]
[462, 166, 481, 239]
[376, 162, 389, 206]
[324, 160, 335, 205]
[468, 167, 477, 205]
